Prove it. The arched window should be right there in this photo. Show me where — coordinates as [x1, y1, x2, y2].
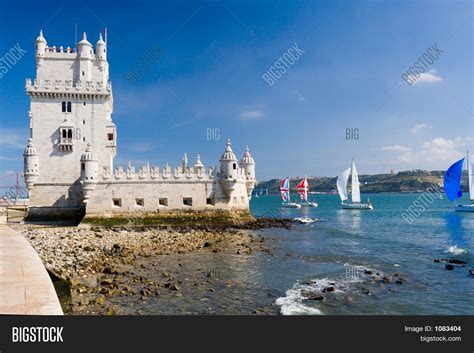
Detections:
[61, 102, 66, 112]
[233, 163, 237, 170]
[62, 129, 66, 138]
[67, 102, 72, 112]
[67, 129, 72, 139]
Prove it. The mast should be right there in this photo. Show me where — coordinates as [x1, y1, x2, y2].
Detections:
[350, 158, 354, 203]
[468, 150, 473, 200]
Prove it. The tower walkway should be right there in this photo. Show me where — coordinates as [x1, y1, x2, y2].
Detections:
[0, 226, 63, 315]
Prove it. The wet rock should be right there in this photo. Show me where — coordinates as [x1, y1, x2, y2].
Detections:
[100, 287, 111, 295]
[445, 264, 454, 271]
[322, 286, 335, 293]
[140, 288, 151, 296]
[169, 283, 180, 291]
[435, 258, 468, 265]
[100, 278, 114, 286]
[301, 290, 325, 301]
[395, 279, 403, 285]
[79, 299, 89, 306]
[382, 276, 390, 284]
[469, 269, 474, 276]
[112, 243, 122, 255]
[364, 270, 374, 275]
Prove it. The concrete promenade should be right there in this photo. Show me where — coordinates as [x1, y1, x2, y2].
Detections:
[0, 226, 63, 315]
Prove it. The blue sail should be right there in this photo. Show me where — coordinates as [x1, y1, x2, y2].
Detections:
[444, 158, 464, 202]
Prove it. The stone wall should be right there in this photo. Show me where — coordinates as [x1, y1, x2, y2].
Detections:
[84, 179, 250, 216]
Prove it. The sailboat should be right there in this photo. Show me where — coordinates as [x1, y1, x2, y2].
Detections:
[337, 159, 373, 210]
[296, 177, 318, 207]
[280, 177, 301, 208]
[444, 151, 474, 212]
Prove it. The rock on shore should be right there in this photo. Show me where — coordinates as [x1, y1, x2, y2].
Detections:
[12, 224, 272, 315]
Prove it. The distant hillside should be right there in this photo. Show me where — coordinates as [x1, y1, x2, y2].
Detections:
[255, 170, 469, 194]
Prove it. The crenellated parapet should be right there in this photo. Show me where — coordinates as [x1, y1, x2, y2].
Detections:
[100, 162, 217, 183]
[26, 78, 111, 97]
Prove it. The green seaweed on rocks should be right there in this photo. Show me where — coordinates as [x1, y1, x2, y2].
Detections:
[81, 210, 255, 228]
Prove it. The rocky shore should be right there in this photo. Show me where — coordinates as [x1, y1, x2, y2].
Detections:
[12, 222, 280, 315]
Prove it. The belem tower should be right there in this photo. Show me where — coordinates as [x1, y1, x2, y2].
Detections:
[23, 31, 256, 219]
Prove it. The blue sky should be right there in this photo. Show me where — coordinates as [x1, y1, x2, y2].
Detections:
[0, 0, 472, 185]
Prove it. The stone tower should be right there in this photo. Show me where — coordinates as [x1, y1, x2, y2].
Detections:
[25, 30, 116, 216]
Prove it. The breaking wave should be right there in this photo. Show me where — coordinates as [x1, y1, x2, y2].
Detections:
[445, 245, 467, 255]
[276, 264, 378, 315]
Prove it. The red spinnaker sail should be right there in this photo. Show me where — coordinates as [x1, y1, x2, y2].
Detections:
[296, 178, 308, 201]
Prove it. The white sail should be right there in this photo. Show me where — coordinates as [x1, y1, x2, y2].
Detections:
[469, 162, 474, 200]
[351, 160, 361, 203]
[337, 168, 351, 202]
[466, 150, 474, 201]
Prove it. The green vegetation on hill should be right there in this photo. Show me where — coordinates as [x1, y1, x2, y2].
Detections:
[256, 170, 469, 194]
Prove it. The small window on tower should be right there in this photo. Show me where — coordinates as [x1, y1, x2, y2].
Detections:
[83, 102, 86, 106]
[81, 163, 85, 171]
[61, 102, 66, 112]
[112, 198, 122, 207]
[82, 71, 85, 76]
[183, 197, 193, 207]
[135, 198, 144, 207]
[233, 163, 237, 170]
[67, 102, 72, 113]
[159, 198, 168, 207]
[67, 129, 73, 139]
[107, 133, 114, 141]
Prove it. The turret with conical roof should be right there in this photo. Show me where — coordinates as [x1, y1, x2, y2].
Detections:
[77, 32, 93, 59]
[80, 144, 99, 203]
[95, 33, 106, 61]
[239, 146, 256, 198]
[194, 154, 204, 174]
[23, 138, 39, 191]
[220, 139, 238, 178]
[35, 30, 47, 67]
[76, 32, 93, 82]
[219, 139, 239, 196]
[95, 33, 108, 80]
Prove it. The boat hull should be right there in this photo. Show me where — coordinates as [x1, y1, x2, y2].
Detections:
[455, 204, 474, 212]
[341, 203, 373, 210]
[301, 202, 318, 207]
[281, 203, 301, 208]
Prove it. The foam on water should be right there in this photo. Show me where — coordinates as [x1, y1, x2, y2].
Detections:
[294, 217, 318, 224]
[276, 265, 377, 315]
[275, 286, 323, 315]
[445, 245, 467, 255]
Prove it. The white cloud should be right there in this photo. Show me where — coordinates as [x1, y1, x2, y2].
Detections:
[382, 145, 411, 153]
[413, 69, 442, 85]
[386, 137, 469, 168]
[410, 123, 430, 134]
[239, 108, 265, 122]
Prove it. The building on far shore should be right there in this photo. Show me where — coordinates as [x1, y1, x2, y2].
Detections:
[23, 31, 256, 219]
